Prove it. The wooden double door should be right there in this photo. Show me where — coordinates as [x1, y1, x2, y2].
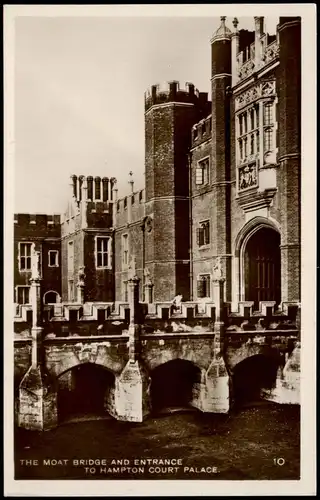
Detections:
[244, 227, 281, 310]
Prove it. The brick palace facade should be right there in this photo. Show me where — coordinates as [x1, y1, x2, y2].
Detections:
[14, 16, 301, 317]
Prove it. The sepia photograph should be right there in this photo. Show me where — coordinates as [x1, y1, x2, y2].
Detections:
[4, 4, 316, 497]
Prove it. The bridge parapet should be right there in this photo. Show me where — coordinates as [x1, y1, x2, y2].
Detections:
[14, 299, 217, 336]
[230, 301, 299, 320]
[226, 300, 300, 333]
[145, 301, 216, 320]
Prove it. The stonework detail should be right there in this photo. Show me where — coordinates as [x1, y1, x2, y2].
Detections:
[235, 80, 276, 111]
[262, 40, 279, 65]
[212, 257, 223, 281]
[238, 163, 258, 191]
[237, 40, 279, 82]
[75, 343, 99, 363]
[238, 58, 255, 81]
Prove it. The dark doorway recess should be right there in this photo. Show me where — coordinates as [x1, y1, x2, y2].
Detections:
[57, 363, 114, 423]
[232, 354, 279, 407]
[150, 359, 201, 414]
[244, 227, 281, 310]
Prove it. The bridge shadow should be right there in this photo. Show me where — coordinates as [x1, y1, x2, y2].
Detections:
[231, 354, 280, 409]
[57, 363, 115, 424]
[150, 359, 201, 416]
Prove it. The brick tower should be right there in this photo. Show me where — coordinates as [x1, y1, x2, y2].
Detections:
[61, 175, 117, 303]
[144, 81, 209, 302]
[277, 17, 301, 306]
[210, 17, 232, 301]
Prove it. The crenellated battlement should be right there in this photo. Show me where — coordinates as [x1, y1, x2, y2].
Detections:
[145, 81, 210, 112]
[116, 188, 145, 215]
[191, 114, 212, 146]
[14, 213, 61, 229]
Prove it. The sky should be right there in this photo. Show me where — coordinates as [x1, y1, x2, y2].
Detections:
[13, 13, 278, 214]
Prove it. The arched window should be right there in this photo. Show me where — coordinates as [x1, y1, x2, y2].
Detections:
[43, 291, 60, 304]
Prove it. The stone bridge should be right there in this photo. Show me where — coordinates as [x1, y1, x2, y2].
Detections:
[14, 276, 300, 431]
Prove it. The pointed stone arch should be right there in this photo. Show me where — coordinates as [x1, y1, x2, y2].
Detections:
[233, 217, 281, 308]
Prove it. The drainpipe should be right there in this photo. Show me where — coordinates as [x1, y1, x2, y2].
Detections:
[188, 152, 193, 300]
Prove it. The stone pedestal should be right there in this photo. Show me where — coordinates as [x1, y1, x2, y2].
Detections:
[192, 356, 229, 413]
[128, 275, 141, 361]
[111, 274, 150, 421]
[262, 345, 300, 405]
[77, 284, 85, 304]
[17, 256, 58, 431]
[31, 326, 43, 367]
[128, 275, 140, 320]
[77, 267, 86, 304]
[30, 277, 42, 327]
[144, 282, 154, 304]
[191, 331, 229, 414]
[128, 324, 141, 361]
[18, 366, 57, 431]
[113, 360, 150, 422]
[213, 278, 225, 336]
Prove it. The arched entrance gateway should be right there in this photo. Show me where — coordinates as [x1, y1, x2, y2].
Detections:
[236, 220, 281, 311]
[244, 227, 281, 309]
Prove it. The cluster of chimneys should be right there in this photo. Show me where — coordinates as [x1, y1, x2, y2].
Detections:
[70, 175, 118, 203]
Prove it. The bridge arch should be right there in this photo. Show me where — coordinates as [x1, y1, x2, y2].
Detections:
[233, 217, 281, 309]
[231, 353, 281, 407]
[56, 362, 116, 423]
[225, 342, 281, 370]
[142, 345, 206, 374]
[45, 343, 126, 379]
[149, 358, 201, 413]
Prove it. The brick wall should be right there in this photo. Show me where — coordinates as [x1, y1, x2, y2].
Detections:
[13, 18, 301, 312]
[84, 231, 114, 302]
[114, 223, 144, 302]
[144, 97, 197, 301]
[14, 214, 61, 302]
[277, 18, 301, 303]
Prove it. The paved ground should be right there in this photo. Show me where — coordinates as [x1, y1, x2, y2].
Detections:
[15, 403, 300, 480]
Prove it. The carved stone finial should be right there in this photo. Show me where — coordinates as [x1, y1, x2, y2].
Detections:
[128, 255, 137, 280]
[77, 266, 86, 286]
[233, 17, 239, 29]
[213, 256, 223, 281]
[220, 16, 226, 23]
[144, 267, 150, 278]
[31, 245, 41, 280]
[144, 267, 152, 286]
[128, 171, 134, 193]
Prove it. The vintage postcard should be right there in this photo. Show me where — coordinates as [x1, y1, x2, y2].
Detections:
[4, 4, 316, 497]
